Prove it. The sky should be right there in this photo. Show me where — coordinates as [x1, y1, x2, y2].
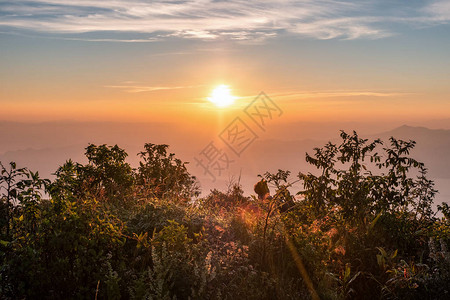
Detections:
[1, 0, 450, 125]
[1, 1, 450, 201]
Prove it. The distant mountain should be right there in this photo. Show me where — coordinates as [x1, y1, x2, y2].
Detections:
[1, 122, 449, 208]
[374, 125, 450, 179]
[0, 121, 209, 178]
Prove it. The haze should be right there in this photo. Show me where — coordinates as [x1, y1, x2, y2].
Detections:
[1, 0, 450, 207]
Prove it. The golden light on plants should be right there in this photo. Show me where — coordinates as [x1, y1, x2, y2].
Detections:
[207, 84, 236, 108]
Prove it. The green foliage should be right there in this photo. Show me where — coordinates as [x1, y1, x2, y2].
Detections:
[438, 202, 450, 220]
[0, 162, 29, 238]
[1, 132, 448, 299]
[1, 196, 124, 299]
[199, 182, 249, 212]
[50, 144, 134, 207]
[136, 143, 200, 201]
[289, 131, 446, 298]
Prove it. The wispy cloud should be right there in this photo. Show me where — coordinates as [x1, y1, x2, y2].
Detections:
[425, 0, 450, 22]
[0, 1, 449, 42]
[268, 90, 415, 101]
[105, 83, 203, 93]
[278, 90, 412, 98]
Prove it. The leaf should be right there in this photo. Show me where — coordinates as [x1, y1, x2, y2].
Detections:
[369, 212, 382, 231]
[377, 247, 387, 257]
[377, 254, 383, 268]
[348, 271, 361, 285]
[344, 264, 351, 281]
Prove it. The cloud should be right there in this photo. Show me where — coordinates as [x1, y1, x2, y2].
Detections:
[105, 83, 203, 93]
[424, 0, 450, 22]
[0, 1, 449, 42]
[271, 90, 415, 100]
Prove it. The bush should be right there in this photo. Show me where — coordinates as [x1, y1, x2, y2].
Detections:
[1, 132, 448, 299]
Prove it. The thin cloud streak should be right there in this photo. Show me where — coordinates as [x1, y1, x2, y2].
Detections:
[0, 1, 449, 42]
[273, 90, 415, 100]
[105, 84, 204, 93]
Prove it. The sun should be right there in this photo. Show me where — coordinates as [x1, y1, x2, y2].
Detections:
[208, 85, 236, 108]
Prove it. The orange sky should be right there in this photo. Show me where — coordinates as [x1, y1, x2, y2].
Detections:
[1, 1, 450, 125]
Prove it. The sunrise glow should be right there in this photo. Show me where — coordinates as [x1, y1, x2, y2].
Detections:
[208, 85, 236, 108]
